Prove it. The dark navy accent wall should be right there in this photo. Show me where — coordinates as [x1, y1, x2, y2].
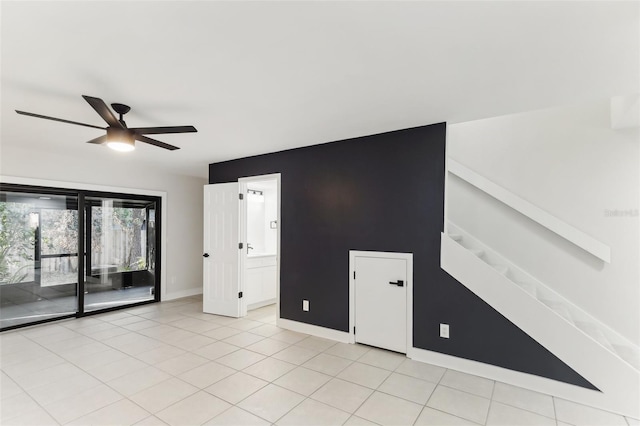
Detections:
[209, 123, 595, 389]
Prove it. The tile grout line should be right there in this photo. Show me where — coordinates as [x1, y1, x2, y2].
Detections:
[1, 302, 273, 425]
[483, 378, 497, 425]
[3, 299, 631, 425]
[4, 324, 110, 425]
[65, 304, 275, 425]
[6, 302, 209, 424]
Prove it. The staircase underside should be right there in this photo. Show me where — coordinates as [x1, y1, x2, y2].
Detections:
[441, 231, 640, 418]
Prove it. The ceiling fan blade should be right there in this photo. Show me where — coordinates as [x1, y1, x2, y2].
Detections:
[130, 125, 197, 135]
[82, 95, 122, 128]
[86, 135, 107, 144]
[15, 110, 105, 130]
[135, 134, 180, 151]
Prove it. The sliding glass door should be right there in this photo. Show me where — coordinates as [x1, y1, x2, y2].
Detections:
[83, 196, 158, 312]
[0, 185, 161, 330]
[0, 191, 78, 328]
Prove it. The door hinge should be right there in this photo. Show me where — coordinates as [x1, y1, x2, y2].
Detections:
[238, 291, 243, 298]
[239, 242, 243, 249]
[353, 271, 356, 279]
[239, 193, 244, 200]
[353, 326, 356, 335]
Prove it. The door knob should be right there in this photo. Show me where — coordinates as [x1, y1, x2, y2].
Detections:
[203, 253, 210, 258]
[389, 280, 404, 287]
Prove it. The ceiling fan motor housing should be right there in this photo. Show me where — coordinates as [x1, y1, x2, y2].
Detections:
[111, 103, 130, 126]
[16, 95, 196, 151]
[106, 126, 135, 145]
[111, 103, 131, 115]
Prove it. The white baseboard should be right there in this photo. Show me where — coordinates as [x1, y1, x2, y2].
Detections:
[273, 317, 602, 412]
[440, 232, 639, 418]
[277, 318, 350, 343]
[407, 346, 640, 417]
[270, 318, 607, 413]
[164, 287, 202, 301]
[248, 299, 276, 311]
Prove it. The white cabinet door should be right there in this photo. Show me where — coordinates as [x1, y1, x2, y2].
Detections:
[245, 268, 262, 306]
[355, 256, 407, 353]
[262, 265, 277, 300]
[203, 183, 241, 317]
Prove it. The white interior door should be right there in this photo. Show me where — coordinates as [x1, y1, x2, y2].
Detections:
[203, 183, 241, 317]
[355, 256, 407, 353]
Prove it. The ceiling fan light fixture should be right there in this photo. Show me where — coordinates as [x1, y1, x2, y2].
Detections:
[107, 141, 135, 152]
[16, 95, 197, 151]
[106, 127, 135, 152]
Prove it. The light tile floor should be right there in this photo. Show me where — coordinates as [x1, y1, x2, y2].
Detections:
[0, 295, 637, 426]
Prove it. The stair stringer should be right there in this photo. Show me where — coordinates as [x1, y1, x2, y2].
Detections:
[447, 222, 639, 371]
[441, 233, 640, 418]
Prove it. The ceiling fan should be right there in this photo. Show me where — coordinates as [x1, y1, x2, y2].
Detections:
[15, 95, 197, 151]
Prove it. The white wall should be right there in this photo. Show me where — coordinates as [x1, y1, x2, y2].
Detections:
[247, 192, 266, 253]
[246, 180, 277, 256]
[447, 99, 639, 345]
[263, 184, 278, 254]
[0, 144, 206, 300]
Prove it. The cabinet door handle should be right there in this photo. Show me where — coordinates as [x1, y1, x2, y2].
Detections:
[203, 253, 210, 258]
[389, 280, 404, 287]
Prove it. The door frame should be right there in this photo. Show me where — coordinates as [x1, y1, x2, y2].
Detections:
[238, 173, 281, 318]
[349, 251, 413, 353]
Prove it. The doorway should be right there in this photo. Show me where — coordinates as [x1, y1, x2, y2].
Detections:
[203, 174, 280, 318]
[240, 177, 278, 312]
[349, 251, 413, 353]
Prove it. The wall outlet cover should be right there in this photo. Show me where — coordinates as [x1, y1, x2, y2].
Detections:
[440, 323, 450, 339]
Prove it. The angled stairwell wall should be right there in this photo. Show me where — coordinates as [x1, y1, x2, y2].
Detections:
[445, 98, 640, 416]
[447, 98, 639, 345]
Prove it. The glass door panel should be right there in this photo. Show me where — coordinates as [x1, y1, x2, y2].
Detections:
[83, 196, 158, 312]
[0, 191, 78, 328]
[0, 184, 161, 330]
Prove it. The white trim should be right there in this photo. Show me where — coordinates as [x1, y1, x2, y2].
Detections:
[277, 318, 350, 343]
[348, 251, 413, 353]
[446, 160, 611, 263]
[238, 181, 249, 317]
[409, 345, 637, 418]
[443, 128, 450, 236]
[164, 287, 202, 301]
[440, 232, 639, 418]
[247, 298, 276, 311]
[1, 174, 168, 303]
[408, 346, 605, 406]
[1, 175, 166, 198]
[274, 304, 636, 416]
[447, 222, 639, 354]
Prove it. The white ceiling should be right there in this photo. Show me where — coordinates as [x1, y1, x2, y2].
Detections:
[1, 1, 638, 179]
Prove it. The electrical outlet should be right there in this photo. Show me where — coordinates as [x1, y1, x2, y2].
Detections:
[302, 300, 309, 312]
[440, 323, 450, 339]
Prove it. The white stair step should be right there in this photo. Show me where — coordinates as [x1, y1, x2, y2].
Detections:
[611, 344, 640, 371]
[515, 281, 537, 297]
[576, 321, 616, 353]
[540, 298, 574, 324]
[470, 249, 484, 257]
[449, 233, 462, 242]
[493, 265, 509, 275]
